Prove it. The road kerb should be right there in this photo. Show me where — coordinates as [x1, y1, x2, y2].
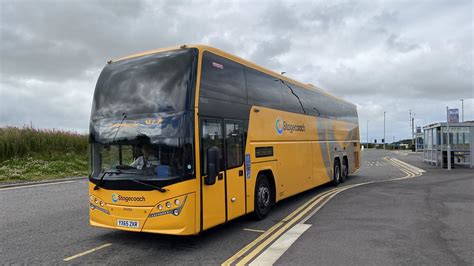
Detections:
[0, 176, 86, 189]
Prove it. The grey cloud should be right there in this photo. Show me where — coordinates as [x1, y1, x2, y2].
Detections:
[0, 0, 153, 82]
[260, 3, 300, 34]
[250, 37, 292, 70]
[302, 1, 360, 30]
[386, 34, 420, 52]
[0, 0, 472, 142]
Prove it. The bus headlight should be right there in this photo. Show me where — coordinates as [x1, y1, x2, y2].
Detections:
[149, 195, 188, 218]
[89, 195, 110, 215]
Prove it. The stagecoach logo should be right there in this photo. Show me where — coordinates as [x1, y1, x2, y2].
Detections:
[275, 117, 305, 135]
[112, 193, 119, 203]
[275, 118, 284, 135]
[111, 193, 145, 203]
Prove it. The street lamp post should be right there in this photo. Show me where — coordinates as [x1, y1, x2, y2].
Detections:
[367, 120, 369, 149]
[383, 111, 386, 150]
[409, 110, 416, 150]
[409, 110, 413, 147]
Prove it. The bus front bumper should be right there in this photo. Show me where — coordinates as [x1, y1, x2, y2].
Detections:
[89, 192, 196, 235]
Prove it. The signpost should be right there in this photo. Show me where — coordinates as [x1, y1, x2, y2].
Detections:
[415, 126, 421, 152]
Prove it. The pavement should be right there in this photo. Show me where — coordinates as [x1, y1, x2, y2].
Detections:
[1, 149, 472, 265]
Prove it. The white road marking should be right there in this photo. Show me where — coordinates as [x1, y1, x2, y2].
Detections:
[0, 180, 77, 191]
[63, 243, 112, 261]
[249, 224, 311, 266]
[244, 228, 266, 233]
[390, 158, 425, 174]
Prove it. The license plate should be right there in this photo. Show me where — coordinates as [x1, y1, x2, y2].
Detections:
[117, 219, 139, 229]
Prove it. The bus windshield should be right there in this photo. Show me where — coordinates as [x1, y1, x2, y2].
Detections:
[90, 139, 194, 185]
[89, 48, 197, 189]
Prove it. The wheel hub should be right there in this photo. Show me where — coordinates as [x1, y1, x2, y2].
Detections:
[258, 185, 270, 209]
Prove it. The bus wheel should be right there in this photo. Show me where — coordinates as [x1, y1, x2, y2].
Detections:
[332, 160, 341, 186]
[341, 158, 348, 183]
[254, 175, 272, 220]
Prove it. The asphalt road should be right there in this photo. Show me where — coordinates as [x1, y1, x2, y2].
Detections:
[1, 149, 472, 265]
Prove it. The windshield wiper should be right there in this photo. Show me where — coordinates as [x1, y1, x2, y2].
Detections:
[94, 171, 119, 190]
[128, 178, 167, 193]
[112, 112, 128, 143]
[93, 169, 138, 190]
[94, 169, 167, 192]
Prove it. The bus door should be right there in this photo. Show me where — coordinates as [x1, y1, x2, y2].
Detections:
[201, 118, 246, 230]
[201, 118, 226, 230]
[224, 120, 246, 220]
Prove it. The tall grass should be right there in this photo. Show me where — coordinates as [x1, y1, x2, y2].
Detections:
[0, 126, 89, 182]
[0, 126, 88, 162]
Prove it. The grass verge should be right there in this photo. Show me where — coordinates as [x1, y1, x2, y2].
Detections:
[0, 153, 88, 183]
[0, 126, 88, 183]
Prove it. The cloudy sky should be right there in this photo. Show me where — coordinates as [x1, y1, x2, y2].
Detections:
[0, 0, 472, 142]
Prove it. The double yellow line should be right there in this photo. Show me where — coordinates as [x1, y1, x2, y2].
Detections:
[223, 157, 423, 265]
[223, 185, 360, 265]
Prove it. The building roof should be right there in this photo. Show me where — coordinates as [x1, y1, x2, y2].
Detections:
[423, 121, 474, 129]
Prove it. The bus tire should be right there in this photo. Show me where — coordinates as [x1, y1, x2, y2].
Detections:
[332, 159, 341, 186]
[254, 174, 272, 220]
[341, 157, 348, 182]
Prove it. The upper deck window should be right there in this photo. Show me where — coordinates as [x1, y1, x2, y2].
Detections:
[200, 52, 247, 104]
[92, 48, 197, 119]
[246, 67, 282, 110]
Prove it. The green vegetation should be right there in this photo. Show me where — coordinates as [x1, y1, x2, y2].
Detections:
[361, 139, 414, 150]
[0, 127, 88, 183]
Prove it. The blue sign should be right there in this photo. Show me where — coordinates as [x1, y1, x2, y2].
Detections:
[245, 154, 251, 179]
[448, 109, 459, 123]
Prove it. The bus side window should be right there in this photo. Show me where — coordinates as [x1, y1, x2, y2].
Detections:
[246, 67, 282, 110]
[225, 121, 243, 169]
[200, 52, 247, 104]
[201, 119, 224, 175]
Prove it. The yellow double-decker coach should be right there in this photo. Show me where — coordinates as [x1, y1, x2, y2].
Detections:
[88, 45, 360, 235]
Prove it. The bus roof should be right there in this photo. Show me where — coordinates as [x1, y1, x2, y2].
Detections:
[111, 44, 355, 107]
